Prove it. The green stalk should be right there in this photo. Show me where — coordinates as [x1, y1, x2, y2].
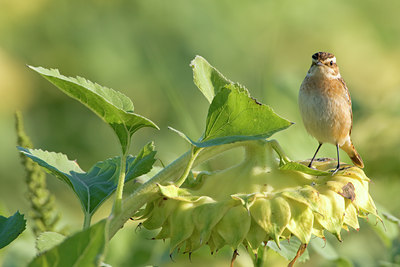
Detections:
[269, 139, 291, 165]
[113, 139, 131, 215]
[254, 245, 268, 267]
[108, 141, 251, 239]
[113, 152, 128, 215]
[83, 212, 91, 230]
[175, 147, 203, 187]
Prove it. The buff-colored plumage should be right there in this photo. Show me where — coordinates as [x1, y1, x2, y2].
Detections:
[299, 52, 363, 172]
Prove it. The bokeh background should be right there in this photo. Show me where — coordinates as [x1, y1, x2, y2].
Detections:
[0, 0, 399, 266]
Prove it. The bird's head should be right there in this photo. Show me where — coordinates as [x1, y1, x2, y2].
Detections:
[308, 52, 340, 78]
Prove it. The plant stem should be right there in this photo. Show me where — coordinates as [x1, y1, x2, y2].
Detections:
[175, 147, 203, 187]
[254, 245, 268, 267]
[83, 212, 91, 230]
[113, 144, 130, 215]
[269, 139, 291, 165]
[108, 141, 250, 239]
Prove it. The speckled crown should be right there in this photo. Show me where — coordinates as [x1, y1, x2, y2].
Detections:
[312, 52, 335, 61]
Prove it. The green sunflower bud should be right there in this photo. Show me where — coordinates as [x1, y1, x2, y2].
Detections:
[137, 140, 379, 265]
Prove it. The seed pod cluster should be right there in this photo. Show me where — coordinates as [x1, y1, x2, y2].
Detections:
[136, 140, 379, 263]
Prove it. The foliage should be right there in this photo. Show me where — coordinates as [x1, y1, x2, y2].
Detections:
[28, 66, 159, 155]
[18, 142, 156, 228]
[29, 220, 108, 267]
[1, 1, 399, 266]
[0, 211, 26, 249]
[1, 55, 396, 267]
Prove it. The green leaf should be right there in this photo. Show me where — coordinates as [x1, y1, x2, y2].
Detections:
[18, 142, 156, 217]
[36, 232, 66, 253]
[28, 66, 159, 153]
[382, 211, 400, 227]
[201, 84, 292, 145]
[190, 55, 232, 103]
[267, 236, 309, 262]
[173, 84, 292, 147]
[367, 204, 399, 247]
[0, 211, 26, 249]
[29, 219, 108, 267]
[170, 56, 293, 147]
[309, 238, 354, 266]
[280, 162, 330, 176]
[309, 237, 338, 260]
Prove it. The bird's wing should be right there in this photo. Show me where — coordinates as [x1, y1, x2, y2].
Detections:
[338, 77, 353, 135]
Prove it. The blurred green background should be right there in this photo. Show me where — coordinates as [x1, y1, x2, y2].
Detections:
[1, 0, 399, 266]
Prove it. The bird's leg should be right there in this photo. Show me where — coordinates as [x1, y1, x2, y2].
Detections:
[308, 143, 322, 168]
[331, 144, 340, 174]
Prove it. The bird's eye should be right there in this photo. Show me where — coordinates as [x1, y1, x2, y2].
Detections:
[330, 61, 333, 66]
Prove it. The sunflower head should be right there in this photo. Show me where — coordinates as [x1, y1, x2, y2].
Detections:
[136, 140, 380, 265]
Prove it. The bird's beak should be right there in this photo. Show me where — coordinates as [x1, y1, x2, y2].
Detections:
[316, 62, 323, 66]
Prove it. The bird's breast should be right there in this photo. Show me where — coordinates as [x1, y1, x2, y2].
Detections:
[299, 76, 352, 145]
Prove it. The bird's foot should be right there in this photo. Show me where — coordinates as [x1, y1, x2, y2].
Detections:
[308, 165, 317, 170]
[330, 168, 340, 175]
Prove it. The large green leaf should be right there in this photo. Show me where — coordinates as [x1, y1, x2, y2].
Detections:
[28, 66, 159, 153]
[36, 232, 66, 253]
[190, 55, 232, 103]
[29, 219, 108, 267]
[18, 142, 156, 217]
[172, 83, 293, 147]
[0, 211, 26, 249]
[201, 84, 292, 145]
[172, 56, 293, 147]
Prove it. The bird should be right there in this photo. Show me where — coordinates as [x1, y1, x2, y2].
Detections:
[298, 52, 364, 173]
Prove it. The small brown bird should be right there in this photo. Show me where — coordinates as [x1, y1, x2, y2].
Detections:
[299, 52, 364, 173]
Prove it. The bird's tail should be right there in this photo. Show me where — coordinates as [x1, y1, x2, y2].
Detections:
[341, 140, 364, 168]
